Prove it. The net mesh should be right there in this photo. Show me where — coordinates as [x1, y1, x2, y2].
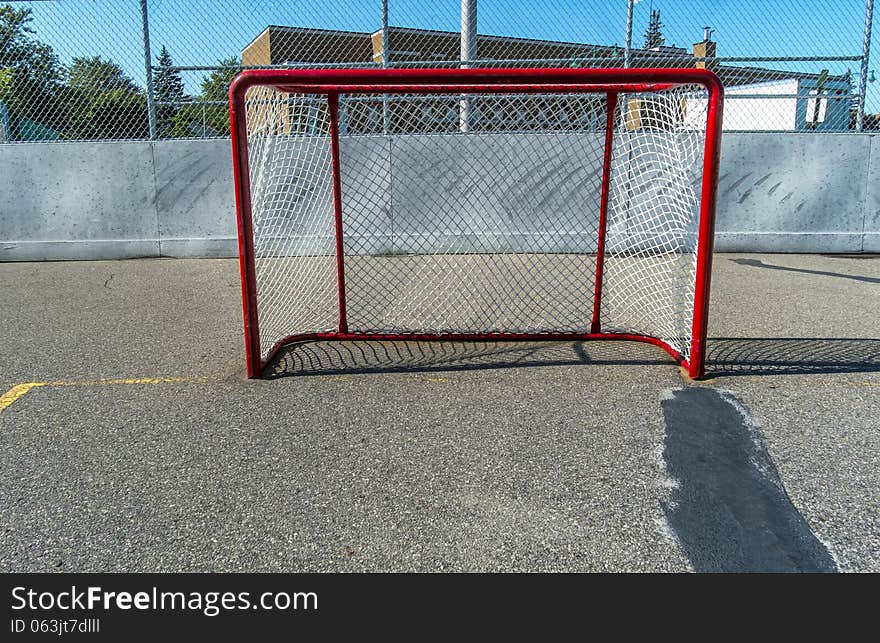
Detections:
[242, 81, 709, 363]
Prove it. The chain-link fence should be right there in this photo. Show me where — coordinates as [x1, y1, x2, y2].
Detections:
[1, 0, 876, 142]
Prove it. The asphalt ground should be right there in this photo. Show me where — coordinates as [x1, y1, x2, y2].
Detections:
[0, 254, 877, 572]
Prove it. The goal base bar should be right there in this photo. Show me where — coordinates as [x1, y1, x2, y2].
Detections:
[255, 331, 701, 380]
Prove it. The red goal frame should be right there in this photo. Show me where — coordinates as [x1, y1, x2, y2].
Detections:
[229, 67, 724, 379]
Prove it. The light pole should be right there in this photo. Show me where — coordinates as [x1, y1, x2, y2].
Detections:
[625, 0, 638, 68]
[381, 0, 390, 135]
[856, 0, 875, 131]
[139, 0, 157, 139]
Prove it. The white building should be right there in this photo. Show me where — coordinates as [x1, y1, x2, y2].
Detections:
[720, 75, 851, 131]
[682, 72, 851, 132]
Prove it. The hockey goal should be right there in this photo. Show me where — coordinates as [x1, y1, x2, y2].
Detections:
[229, 68, 723, 379]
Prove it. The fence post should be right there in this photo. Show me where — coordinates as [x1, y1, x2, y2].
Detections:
[381, 0, 391, 135]
[139, 0, 157, 140]
[857, 0, 875, 131]
[459, 0, 477, 132]
[624, 0, 634, 68]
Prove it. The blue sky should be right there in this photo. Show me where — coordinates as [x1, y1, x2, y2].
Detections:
[13, 1, 879, 109]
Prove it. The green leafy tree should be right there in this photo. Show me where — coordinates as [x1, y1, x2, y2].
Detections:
[644, 9, 666, 49]
[74, 88, 148, 139]
[0, 4, 67, 138]
[68, 56, 140, 94]
[171, 57, 239, 137]
[153, 45, 185, 136]
[66, 56, 147, 139]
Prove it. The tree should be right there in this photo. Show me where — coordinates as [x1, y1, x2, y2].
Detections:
[153, 45, 185, 136]
[171, 57, 240, 137]
[200, 57, 239, 102]
[644, 9, 666, 50]
[0, 4, 67, 138]
[66, 56, 147, 139]
[72, 88, 148, 140]
[197, 56, 239, 135]
[68, 56, 139, 94]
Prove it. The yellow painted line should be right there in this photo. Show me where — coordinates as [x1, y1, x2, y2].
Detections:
[0, 382, 47, 413]
[0, 376, 212, 414]
[48, 376, 210, 387]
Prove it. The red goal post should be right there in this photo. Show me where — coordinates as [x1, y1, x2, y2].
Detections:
[229, 67, 724, 379]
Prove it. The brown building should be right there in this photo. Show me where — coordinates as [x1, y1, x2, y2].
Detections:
[243, 25, 666, 68]
[240, 25, 851, 134]
[242, 26, 374, 67]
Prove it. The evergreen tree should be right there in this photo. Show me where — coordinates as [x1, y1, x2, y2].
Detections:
[644, 9, 666, 49]
[153, 45, 185, 136]
[199, 57, 239, 103]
